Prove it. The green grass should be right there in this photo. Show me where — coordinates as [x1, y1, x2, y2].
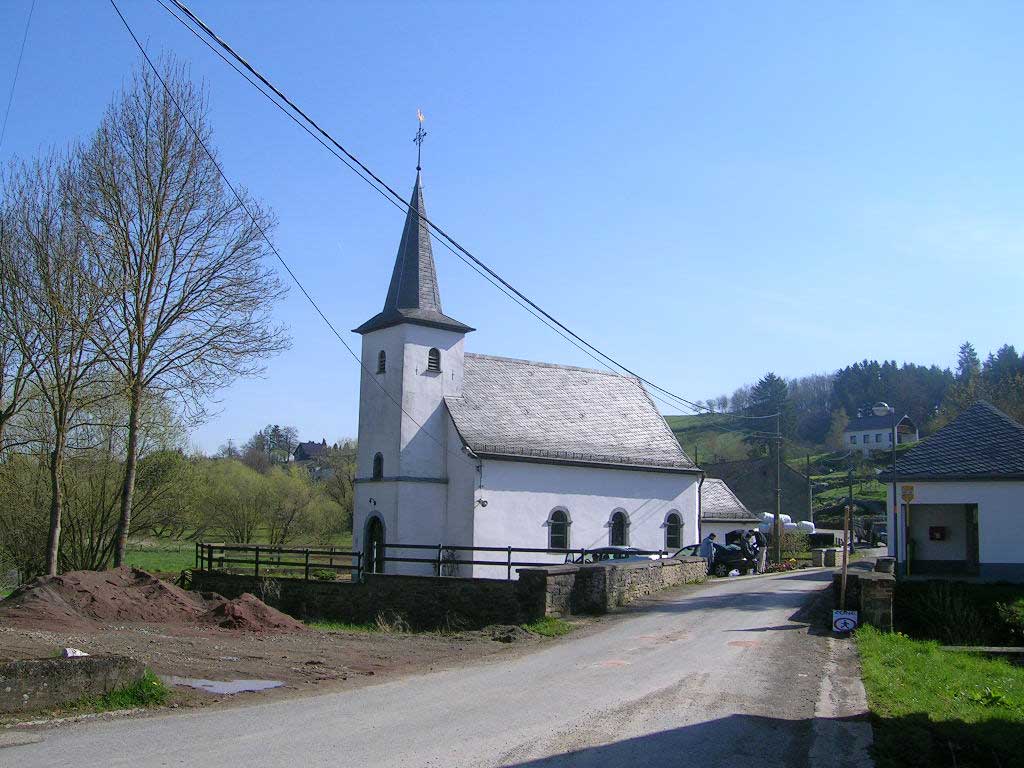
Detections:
[815, 479, 887, 504]
[57, 670, 170, 715]
[856, 625, 1024, 767]
[307, 619, 380, 633]
[665, 413, 752, 462]
[123, 543, 196, 574]
[521, 616, 574, 637]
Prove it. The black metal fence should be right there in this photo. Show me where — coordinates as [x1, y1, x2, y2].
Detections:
[195, 542, 670, 581]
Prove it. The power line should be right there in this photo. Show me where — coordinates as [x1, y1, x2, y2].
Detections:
[0, 0, 35, 153]
[108, 0, 479, 474]
[150, 0, 717, 421]
[158, 0, 772, 422]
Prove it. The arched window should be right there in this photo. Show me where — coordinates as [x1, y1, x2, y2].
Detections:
[377, 350, 386, 374]
[609, 510, 629, 546]
[372, 452, 383, 480]
[548, 509, 570, 550]
[427, 347, 441, 372]
[665, 512, 682, 550]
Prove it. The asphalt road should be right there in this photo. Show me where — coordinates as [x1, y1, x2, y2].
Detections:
[8, 569, 873, 768]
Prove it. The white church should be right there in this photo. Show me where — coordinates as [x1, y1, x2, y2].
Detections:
[351, 170, 701, 577]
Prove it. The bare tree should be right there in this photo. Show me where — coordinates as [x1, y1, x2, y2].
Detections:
[0, 153, 107, 575]
[0, 210, 34, 452]
[77, 57, 289, 566]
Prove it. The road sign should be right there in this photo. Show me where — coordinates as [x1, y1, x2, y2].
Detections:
[832, 610, 858, 633]
[901, 485, 915, 503]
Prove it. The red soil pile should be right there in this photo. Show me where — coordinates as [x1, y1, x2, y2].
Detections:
[202, 593, 305, 633]
[0, 567, 305, 633]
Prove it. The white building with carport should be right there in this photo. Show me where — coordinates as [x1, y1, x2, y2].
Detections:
[886, 401, 1024, 581]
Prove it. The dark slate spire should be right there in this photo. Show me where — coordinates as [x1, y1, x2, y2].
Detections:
[354, 173, 474, 335]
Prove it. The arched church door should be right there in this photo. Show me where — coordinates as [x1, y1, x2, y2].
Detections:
[366, 517, 385, 574]
[610, 511, 628, 546]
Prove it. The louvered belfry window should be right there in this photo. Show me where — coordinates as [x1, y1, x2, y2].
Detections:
[427, 347, 441, 372]
[377, 350, 386, 374]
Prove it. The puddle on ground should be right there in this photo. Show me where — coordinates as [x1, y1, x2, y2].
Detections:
[163, 676, 284, 695]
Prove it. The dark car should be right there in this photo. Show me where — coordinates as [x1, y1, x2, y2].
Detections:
[674, 543, 755, 577]
[567, 546, 659, 564]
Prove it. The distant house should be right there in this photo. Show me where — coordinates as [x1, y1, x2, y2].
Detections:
[293, 439, 329, 463]
[844, 413, 918, 457]
[702, 458, 811, 524]
[699, 478, 761, 541]
[885, 401, 1024, 580]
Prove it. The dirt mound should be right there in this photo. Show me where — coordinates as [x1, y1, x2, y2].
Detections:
[0, 567, 305, 634]
[202, 593, 305, 633]
[0, 567, 206, 629]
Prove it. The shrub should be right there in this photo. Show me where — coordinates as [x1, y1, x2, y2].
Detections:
[997, 599, 1024, 644]
[895, 581, 1024, 646]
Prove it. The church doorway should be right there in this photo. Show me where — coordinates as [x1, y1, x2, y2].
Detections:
[610, 510, 629, 546]
[365, 516, 386, 574]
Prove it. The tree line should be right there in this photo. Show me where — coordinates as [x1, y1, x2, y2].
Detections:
[702, 340, 1024, 452]
[0, 57, 291, 578]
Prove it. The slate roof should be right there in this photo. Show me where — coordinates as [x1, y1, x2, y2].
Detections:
[700, 478, 760, 521]
[846, 413, 916, 432]
[444, 354, 698, 472]
[353, 173, 474, 335]
[293, 440, 328, 461]
[885, 401, 1024, 481]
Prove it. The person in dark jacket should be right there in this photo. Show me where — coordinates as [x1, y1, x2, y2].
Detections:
[699, 532, 717, 572]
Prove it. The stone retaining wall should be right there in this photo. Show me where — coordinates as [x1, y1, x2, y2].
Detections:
[195, 557, 708, 628]
[0, 656, 145, 713]
[832, 571, 895, 631]
[192, 571, 525, 630]
[519, 557, 707, 617]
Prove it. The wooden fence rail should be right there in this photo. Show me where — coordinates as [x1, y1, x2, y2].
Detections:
[195, 542, 670, 581]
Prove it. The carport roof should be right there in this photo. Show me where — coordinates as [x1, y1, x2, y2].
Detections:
[884, 401, 1024, 481]
[701, 478, 761, 521]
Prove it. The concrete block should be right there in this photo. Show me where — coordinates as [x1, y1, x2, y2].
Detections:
[0, 656, 145, 713]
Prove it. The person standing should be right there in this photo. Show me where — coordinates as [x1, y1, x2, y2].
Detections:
[699, 532, 717, 574]
[753, 528, 768, 573]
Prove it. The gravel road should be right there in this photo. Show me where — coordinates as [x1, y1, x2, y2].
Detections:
[6, 568, 873, 767]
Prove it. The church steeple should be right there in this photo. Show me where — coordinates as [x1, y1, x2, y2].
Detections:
[353, 172, 474, 335]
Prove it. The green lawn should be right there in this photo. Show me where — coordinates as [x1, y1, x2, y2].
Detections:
[856, 625, 1024, 767]
[123, 542, 197, 574]
[123, 534, 355, 576]
[522, 616, 574, 637]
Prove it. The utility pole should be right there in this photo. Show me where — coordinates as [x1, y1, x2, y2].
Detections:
[841, 461, 853, 610]
[774, 413, 782, 564]
[806, 454, 812, 524]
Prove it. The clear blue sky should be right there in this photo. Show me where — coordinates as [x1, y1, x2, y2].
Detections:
[2, 1, 1022, 453]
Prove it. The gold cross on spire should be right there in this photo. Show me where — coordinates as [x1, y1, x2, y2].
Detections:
[414, 108, 427, 171]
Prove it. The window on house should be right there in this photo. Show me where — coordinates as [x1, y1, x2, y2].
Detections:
[610, 510, 629, 546]
[377, 350, 386, 374]
[372, 452, 383, 480]
[427, 347, 441, 372]
[665, 512, 682, 550]
[887, 432, 892, 443]
[875, 433, 882, 443]
[548, 509, 570, 550]
[850, 435, 857, 444]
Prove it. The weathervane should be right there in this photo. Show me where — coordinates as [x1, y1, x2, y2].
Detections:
[414, 108, 427, 171]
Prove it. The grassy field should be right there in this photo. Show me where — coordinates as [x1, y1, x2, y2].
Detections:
[665, 413, 751, 462]
[856, 625, 1024, 767]
[124, 534, 355, 576]
[521, 616, 574, 637]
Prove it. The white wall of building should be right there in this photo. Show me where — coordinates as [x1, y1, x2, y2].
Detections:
[700, 521, 757, 543]
[887, 480, 1024, 578]
[471, 458, 699, 578]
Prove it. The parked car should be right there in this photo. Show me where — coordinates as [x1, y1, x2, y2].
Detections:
[566, 546, 664, 565]
[673, 543, 755, 577]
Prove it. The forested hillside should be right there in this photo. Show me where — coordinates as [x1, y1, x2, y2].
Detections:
[675, 340, 1024, 464]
